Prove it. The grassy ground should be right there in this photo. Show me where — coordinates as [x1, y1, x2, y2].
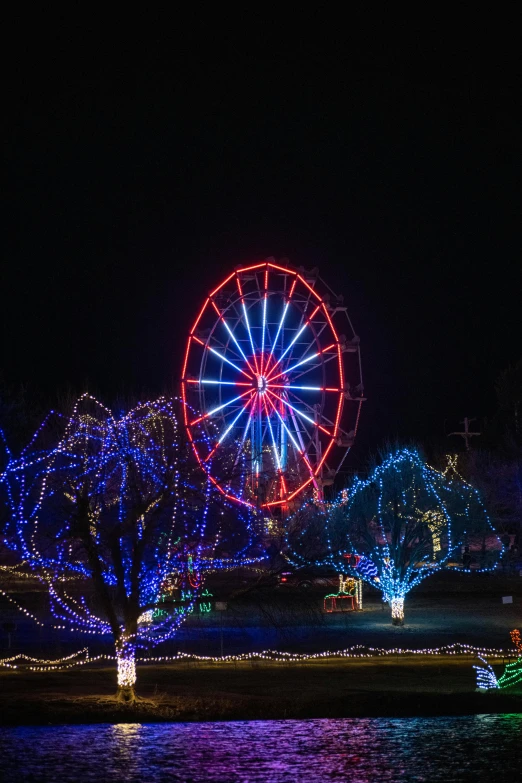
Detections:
[1, 571, 521, 724]
[0, 655, 520, 725]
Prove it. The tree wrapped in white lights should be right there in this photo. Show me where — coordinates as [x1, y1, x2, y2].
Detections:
[289, 448, 502, 625]
[1, 394, 256, 700]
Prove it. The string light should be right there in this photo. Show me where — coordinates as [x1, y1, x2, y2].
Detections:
[323, 575, 362, 612]
[0, 648, 92, 670]
[0, 587, 45, 626]
[0, 394, 262, 694]
[390, 597, 405, 623]
[116, 637, 137, 689]
[510, 628, 522, 654]
[474, 630, 522, 691]
[1, 641, 511, 672]
[474, 658, 500, 690]
[287, 449, 503, 625]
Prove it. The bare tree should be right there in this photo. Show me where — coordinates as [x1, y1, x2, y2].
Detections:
[288, 448, 502, 625]
[1, 394, 254, 700]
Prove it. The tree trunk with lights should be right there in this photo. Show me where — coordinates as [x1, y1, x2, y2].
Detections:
[293, 450, 503, 634]
[115, 638, 137, 703]
[2, 393, 277, 706]
[390, 596, 405, 626]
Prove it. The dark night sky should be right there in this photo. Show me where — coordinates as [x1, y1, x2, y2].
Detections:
[2, 27, 521, 462]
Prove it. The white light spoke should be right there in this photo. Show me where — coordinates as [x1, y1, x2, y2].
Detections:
[268, 301, 289, 358]
[191, 389, 253, 425]
[270, 384, 334, 392]
[231, 402, 256, 471]
[291, 352, 338, 381]
[207, 346, 252, 379]
[266, 396, 301, 453]
[287, 390, 337, 427]
[221, 318, 255, 373]
[268, 391, 316, 427]
[197, 379, 251, 387]
[270, 321, 308, 371]
[242, 302, 258, 365]
[269, 351, 320, 382]
[208, 391, 251, 417]
[218, 403, 250, 443]
[263, 399, 281, 471]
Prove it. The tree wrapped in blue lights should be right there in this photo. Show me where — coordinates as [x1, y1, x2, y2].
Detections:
[1, 394, 258, 699]
[288, 448, 502, 625]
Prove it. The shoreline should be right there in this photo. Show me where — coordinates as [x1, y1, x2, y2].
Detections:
[1, 657, 520, 726]
[1, 692, 521, 727]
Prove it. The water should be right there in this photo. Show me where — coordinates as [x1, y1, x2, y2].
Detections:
[0, 714, 520, 782]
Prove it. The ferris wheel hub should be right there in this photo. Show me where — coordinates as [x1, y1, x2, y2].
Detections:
[256, 375, 268, 394]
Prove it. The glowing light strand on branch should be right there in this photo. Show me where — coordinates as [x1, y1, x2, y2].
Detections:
[0, 394, 261, 690]
[286, 449, 503, 625]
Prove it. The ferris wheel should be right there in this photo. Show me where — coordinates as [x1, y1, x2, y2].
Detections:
[181, 259, 364, 509]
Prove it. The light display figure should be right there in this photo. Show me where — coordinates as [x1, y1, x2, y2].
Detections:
[323, 574, 363, 612]
[1, 394, 260, 700]
[474, 630, 522, 691]
[288, 449, 503, 625]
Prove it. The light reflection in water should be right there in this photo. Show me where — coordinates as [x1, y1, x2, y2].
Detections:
[0, 714, 520, 782]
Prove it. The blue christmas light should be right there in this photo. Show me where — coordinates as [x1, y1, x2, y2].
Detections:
[287, 448, 503, 625]
[0, 394, 263, 694]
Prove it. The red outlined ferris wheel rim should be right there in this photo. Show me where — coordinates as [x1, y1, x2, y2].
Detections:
[181, 261, 353, 509]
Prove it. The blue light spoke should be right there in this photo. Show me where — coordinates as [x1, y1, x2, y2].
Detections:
[264, 405, 281, 471]
[196, 379, 251, 386]
[269, 322, 309, 373]
[242, 302, 258, 367]
[270, 384, 329, 392]
[266, 396, 301, 453]
[191, 390, 253, 424]
[231, 401, 257, 472]
[220, 318, 255, 373]
[275, 350, 320, 378]
[218, 402, 250, 444]
[268, 301, 290, 359]
[267, 391, 317, 428]
[272, 340, 337, 382]
[207, 345, 252, 379]
[205, 399, 253, 463]
[290, 351, 338, 382]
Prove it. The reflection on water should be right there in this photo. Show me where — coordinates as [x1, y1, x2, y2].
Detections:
[0, 714, 520, 782]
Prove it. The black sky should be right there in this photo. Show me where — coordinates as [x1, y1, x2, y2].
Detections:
[2, 28, 521, 461]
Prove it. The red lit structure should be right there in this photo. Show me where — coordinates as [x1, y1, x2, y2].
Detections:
[181, 259, 363, 508]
